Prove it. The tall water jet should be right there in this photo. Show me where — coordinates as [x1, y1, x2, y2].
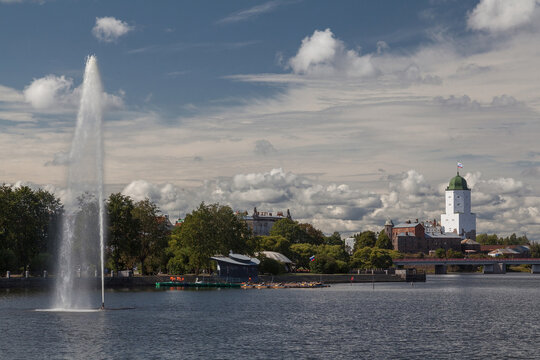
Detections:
[53, 55, 105, 310]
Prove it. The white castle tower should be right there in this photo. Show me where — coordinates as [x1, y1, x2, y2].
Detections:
[441, 172, 476, 239]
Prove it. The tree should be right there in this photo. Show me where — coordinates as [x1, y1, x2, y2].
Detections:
[298, 223, 325, 245]
[375, 231, 393, 249]
[530, 243, 540, 258]
[290, 243, 317, 269]
[270, 218, 306, 244]
[132, 199, 170, 274]
[435, 248, 446, 258]
[257, 235, 291, 257]
[0, 185, 62, 272]
[107, 193, 139, 270]
[351, 247, 393, 270]
[168, 202, 253, 274]
[325, 232, 342, 245]
[353, 231, 377, 251]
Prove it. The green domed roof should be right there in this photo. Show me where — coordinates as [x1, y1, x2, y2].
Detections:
[447, 172, 469, 190]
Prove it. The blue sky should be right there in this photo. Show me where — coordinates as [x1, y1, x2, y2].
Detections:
[2, 0, 540, 238]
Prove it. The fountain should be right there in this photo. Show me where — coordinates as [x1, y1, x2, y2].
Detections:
[52, 55, 106, 310]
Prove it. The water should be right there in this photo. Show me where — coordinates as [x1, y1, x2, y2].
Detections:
[54, 55, 106, 309]
[2, 274, 540, 359]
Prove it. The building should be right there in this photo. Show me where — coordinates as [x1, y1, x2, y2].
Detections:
[243, 207, 291, 236]
[210, 253, 260, 282]
[441, 172, 476, 239]
[258, 251, 295, 272]
[389, 219, 462, 254]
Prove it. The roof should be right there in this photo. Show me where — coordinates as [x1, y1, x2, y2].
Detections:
[461, 239, 480, 245]
[447, 172, 469, 191]
[426, 233, 462, 240]
[210, 253, 260, 266]
[258, 251, 293, 264]
[384, 219, 394, 226]
[393, 222, 423, 229]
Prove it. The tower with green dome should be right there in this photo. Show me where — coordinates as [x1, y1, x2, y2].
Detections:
[441, 171, 476, 239]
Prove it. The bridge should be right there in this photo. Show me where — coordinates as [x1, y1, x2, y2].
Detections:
[393, 258, 540, 274]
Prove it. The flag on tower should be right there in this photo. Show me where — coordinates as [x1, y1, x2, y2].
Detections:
[457, 162, 463, 168]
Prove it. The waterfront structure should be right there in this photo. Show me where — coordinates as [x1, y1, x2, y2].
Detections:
[461, 238, 481, 253]
[258, 251, 295, 272]
[389, 219, 462, 253]
[210, 253, 260, 282]
[243, 207, 292, 236]
[441, 172, 476, 239]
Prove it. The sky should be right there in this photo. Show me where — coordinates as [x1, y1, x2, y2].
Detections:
[1, 0, 540, 239]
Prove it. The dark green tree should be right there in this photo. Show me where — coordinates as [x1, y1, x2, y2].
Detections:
[289, 243, 317, 269]
[107, 193, 139, 270]
[353, 231, 377, 251]
[375, 231, 393, 249]
[257, 235, 291, 257]
[132, 199, 170, 274]
[168, 202, 253, 274]
[325, 231, 342, 245]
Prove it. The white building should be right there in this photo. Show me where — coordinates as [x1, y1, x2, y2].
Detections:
[440, 172, 476, 239]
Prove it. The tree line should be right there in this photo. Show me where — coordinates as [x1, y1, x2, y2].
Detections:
[1, 184, 400, 276]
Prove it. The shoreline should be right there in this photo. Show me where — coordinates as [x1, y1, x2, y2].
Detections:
[0, 272, 421, 289]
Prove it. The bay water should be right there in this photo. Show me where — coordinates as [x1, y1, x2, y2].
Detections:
[1, 274, 540, 359]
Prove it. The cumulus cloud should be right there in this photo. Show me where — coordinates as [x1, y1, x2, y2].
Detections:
[434, 95, 481, 110]
[467, 0, 538, 32]
[254, 139, 277, 156]
[92, 16, 133, 43]
[23, 75, 73, 110]
[288, 28, 377, 77]
[23, 74, 124, 112]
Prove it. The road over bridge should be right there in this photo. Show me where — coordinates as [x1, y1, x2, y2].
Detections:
[393, 258, 540, 274]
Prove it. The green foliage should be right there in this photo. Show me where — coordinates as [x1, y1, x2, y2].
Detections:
[0, 248, 16, 273]
[375, 231, 393, 249]
[30, 252, 51, 273]
[257, 235, 291, 257]
[476, 233, 529, 245]
[325, 231, 342, 245]
[270, 218, 323, 245]
[530, 243, 540, 258]
[0, 185, 62, 271]
[258, 257, 285, 275]
[446, 249, 463, 258]
[167, 202, 253, 274]
[107, 193, 139, 270]
[353, 231, 377, 251]
[351, 247, 393, 270]
[309, 253, 339, 274]
[290, 243, 317, 269]
[132, 199, 170, 274]
[435, 248, 446, 258]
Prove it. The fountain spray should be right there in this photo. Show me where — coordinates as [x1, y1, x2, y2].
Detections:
[54, 55, 106, 310]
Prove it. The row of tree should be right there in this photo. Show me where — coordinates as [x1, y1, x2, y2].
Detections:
[476, 233, 529, 245]
[0, 185, 62, 273]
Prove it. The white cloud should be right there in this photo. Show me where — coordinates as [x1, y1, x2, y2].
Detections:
[23, 75, 73, 110]
[23, 74, 124, 112]
[288, 28, 377, 77]
[92, 16, 133, 43]
[114, 168, 540, 239]
[467, 0, 538, 32]
[217, 1, 280, 24]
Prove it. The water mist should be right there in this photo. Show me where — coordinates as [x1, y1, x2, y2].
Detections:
[53, 56, 106, 310]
